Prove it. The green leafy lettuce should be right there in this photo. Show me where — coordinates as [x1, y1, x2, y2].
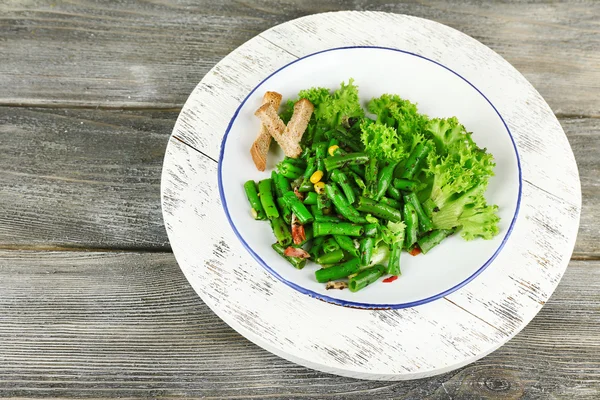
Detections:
[423, 118, 498, 240]
[280, 79, 364, 128]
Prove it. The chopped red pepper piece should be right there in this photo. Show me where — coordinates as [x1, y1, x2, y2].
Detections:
[409, 246, 421, 256]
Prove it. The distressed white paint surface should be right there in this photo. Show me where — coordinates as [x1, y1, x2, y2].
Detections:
[161, 12, 581, 380]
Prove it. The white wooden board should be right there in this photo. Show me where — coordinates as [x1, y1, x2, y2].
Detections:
[161, 11, 581, 380]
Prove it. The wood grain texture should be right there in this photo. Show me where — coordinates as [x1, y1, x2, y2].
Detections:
[0, 0, 597, 394]
[0, 250, 598, 399]
[0, 107, 177, 250]
[0, 108, 597, 256]
[565, 117, 600, 258]
[0, 0, 598, 115]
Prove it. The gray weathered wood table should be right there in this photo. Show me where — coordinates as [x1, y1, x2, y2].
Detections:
[1, 1, 598, 398]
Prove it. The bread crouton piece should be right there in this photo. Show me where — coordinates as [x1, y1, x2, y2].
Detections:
[254, 98, 314, 159]
[284, 98, 314, 144]
[250, 91, 282, 171]
[255, 103, 301, 158]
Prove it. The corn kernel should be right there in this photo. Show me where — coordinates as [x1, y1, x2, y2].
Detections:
[314, 181, 326, 194]
[310, 170, 324, 184]
[328, 145, 339, 157]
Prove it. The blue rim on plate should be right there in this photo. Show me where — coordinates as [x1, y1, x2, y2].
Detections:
[217, 46, 523, 309]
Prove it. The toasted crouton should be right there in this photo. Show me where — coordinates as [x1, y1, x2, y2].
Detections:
[255, 103, 301, 158]
[255, 98, 314, 159]
[250, 91, 282, 171]
[284, 98, 314, 144]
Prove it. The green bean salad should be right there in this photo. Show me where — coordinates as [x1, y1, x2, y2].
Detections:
[244, 79, 499, 292]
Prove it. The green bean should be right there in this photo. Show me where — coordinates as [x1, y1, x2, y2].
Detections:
[418, 229, 454, 254]
[404, 192, 433, 233]
[329, 129, 362, 152]
[325, 182, 366, 224]
[365, 158, 379, 197]
[348, 265, 385, 292]
[303, 192, 318, 205]
[347, 169, 366, 191]
[243, 180, 266, 220]
[300, 145, 312, 160]
[330, 169, 356, 204]
[351, 164, 366, 178]
[333, 148, 366, 178]
[313, 222, 364, 237]
[311, 206, 342, 223]
[283, 191, 313, 224]
[324, 152, 369, 171]
[303, 156, 317, 180]
[351, 185, 361, 201]
[387, 241, 403, 276]
[300, 123, 315, 149]
[270, 217, 291, 246]
[278, 161, 304, 179]
[323, 237, 341, 253]
[317, 192, 331, 211]
[359, 237, 375, 266]
[393, 178, 419, 192]
[375, 161, 399, 201]
[315, 141, 328, 175]
[272, 242, 306, 269]
[315, 258, 361, 283]
[308, 236, 325, 259]
[363, 223, 378, 237]
[398, 143, 430, 180]
[272, 171, 288, 197]
[404, 202, 419, 248]
[283, 156, 307, 169]
[304, 224, 314, 242]
[258, 179, 279, 220]
[379, 196, 402, 210]
[298, 179, 315, 193]
[276, 197, 292, 224]
[316, 248, 345, 265]
[312, 127, 325, 144]
[333, 235, 359, 258]
[386, 185, 402, 200]
[271, 172, 292, 223]
[356, 196, 403, 223]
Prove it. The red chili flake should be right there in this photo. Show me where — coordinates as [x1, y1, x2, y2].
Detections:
[382, 275, 399, 283]
[409, 246, 422, 256]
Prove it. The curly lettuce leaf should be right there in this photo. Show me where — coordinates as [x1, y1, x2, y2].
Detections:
[320, 79, 364, 127]
[280, 79, 364, 129]
[431, 184, 500, 240]
[360, 120, 409, 162]
[424, 145, 495, 212]
[367, 94, 429, 154]
[425, 117, 476, 156]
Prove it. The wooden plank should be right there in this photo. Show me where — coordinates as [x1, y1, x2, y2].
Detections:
[0, 107, 177, 250]
[0, 107, 597, 256]
[0, 250, 597, 398]
[0, 1, 597, 115]
[563, 117, 600, 258]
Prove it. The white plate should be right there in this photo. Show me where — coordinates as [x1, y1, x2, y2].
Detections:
[219, 46, 521, 308]
[161, 11, 580, 380]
